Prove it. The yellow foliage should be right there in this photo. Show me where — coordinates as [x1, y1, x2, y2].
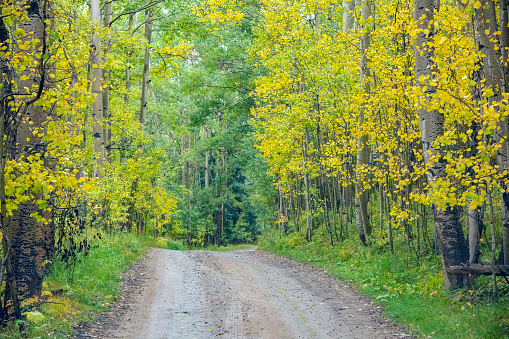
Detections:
[197, 0, 509, 225]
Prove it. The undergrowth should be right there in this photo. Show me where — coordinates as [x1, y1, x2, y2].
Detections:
[0, 232, 161, 338]
[259, 230, 509, 339]
[200, 244, 257, 251]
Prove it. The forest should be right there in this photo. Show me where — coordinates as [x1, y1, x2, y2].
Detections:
[0, 0, 508, 335]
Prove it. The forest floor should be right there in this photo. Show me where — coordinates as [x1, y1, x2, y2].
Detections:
[73, 248, 412, 338]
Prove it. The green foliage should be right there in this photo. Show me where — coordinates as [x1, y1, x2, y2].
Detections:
[157, 12, 263, 247]
[157, 237, 189, 250]
[200, 244, 257, 251]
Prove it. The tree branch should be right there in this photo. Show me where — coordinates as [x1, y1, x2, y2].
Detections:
[109, 0, 165, 27]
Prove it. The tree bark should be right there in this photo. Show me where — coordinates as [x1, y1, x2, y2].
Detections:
[447, 264, 509, 276]
[139, 2, 153, 126]
[355, 0, 372, 245]
[500, 0, 509, 265]
[302, 134, 313, 241]
[474, 0, 509, 266]
[342, 0, 355, 32]
[91, 0, 104, 177]
[103, 2, 112, 159]
[1, 0, 55, 318]
[413, 0, 469, 289]
[205, 126, 210, 188]
[124, 12, 134, 106]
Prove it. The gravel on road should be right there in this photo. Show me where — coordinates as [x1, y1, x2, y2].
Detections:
[74, 248, 412, 339]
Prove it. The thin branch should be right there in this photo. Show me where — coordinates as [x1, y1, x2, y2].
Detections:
[0, 244, 12, 295]
[109, 0, 165, 27]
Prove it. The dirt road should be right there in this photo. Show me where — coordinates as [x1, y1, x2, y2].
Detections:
[80, 248, 411, 338]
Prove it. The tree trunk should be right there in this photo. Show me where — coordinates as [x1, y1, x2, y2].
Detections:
[500, 0, 509, 265]
[302, 135, 313, 241]
[205, 126, 210, 188]
[1, 0, 54, 317]
[91, 0, 104, 177]
[467, 59, 483, 264]
[355, 0, 372, 245]
[413, 0, 469, 289]
[102, 2, 112, 159]
[488, 188, 498, 301]
[386, 174, 393, 253]
[342, 0, 355, 32]
[139, 3, 153, 126]
[124, 12, 134, 106]
[474, 0, 509, 266]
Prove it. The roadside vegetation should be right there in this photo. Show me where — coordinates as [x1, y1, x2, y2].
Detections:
[0, 233, 159, 338]
[200, 244, 257, 251]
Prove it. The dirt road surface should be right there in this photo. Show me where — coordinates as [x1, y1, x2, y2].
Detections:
[76, 248, 411, 339]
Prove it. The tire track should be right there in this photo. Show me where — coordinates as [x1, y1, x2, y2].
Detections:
[89, 248, 412, 339]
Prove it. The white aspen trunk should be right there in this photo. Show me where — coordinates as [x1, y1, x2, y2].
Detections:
[342, 0, 354, 32]
[379, 177, 383, 232]
[205, 126, 210, 188]
[90, 0, 104, 177]
[355, 0, 371, 245]
[125, 12, 134, 105]
[302, 133, 313, 241]
[139, 2, 153, 126]
[278, 182, 282, 238]
[182, 138, 186, 186]
[121, 11, 134, 165]
[103, 2, 112, 159]
[474, 0, 509, 265]
[501, 0, 509, 265]
[413, 0, 469, 289]
[488, 189, 498, 301]
[501, 0, 509, 89]
[467, 63, 483, 264]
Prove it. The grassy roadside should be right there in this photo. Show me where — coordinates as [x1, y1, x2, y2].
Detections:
[160, 237, 256, 251]
[259, 231, 509, 339]
[0, 232, 163, 339]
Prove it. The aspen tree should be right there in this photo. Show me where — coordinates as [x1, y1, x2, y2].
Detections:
[90, 0, 104, 177]
[355, 0, 372, 245]
[140, 2, 153, 126]
[501, 0, 509, 265]
[343, 0, 354, 31]
[103, 2, 112, 158]
[303, 133, 313, 241]
[413, 0, 469, 288]
[472, 0, 509, 266]
[124, 11, 134, 106]
[0, 0, 54, 318]
[205, 126, 210, 188]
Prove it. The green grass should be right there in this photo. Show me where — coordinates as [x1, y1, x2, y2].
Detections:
[0, 232, 160, 338]
[200, 243, 257, 251]
[156, 237, 188, 250]
[259, 230, 509, 339]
